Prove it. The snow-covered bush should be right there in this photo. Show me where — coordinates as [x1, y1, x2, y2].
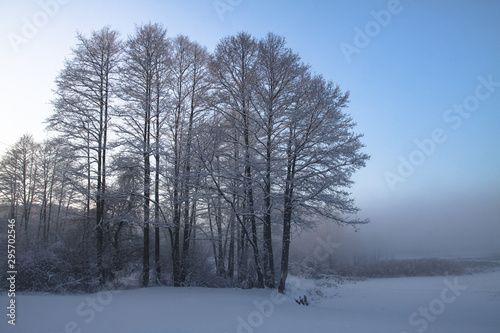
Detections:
[15, 241, 98, 293]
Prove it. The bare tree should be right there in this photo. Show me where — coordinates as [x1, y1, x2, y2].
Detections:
[253, 33, 307, 287]
[278, 74, 369, 293]
[162, 35, 212, 286]
[151, 30, 171, 284]
[0, 134, 39, 233]
[118, 23, 169, 287]
[210, 32, 264, 288]
[47, 26, 122, 285]
[0, 144, 20, 221]
[37, 139, 61, 244]
[9, 134, 40, 238]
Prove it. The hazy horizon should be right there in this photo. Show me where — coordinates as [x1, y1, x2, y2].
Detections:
[1, 0, 499, 259]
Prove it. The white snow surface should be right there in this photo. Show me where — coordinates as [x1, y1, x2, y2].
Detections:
[2, 271, 500, 333]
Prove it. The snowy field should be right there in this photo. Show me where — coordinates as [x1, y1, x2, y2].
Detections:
[2, 271, 500, 333]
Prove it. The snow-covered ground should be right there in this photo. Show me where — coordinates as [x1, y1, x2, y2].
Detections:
[2, 271, 499, 333]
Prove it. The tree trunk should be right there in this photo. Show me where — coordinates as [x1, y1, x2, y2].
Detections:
[227, 208, 235, 278]
[143, 88, 151, 288]
[154, 90, 161, 284]
[263, 142, 275, 288]
[279, 141, 296, 294]
[180, 99, 196, 283]
[243, 102, 264, 288]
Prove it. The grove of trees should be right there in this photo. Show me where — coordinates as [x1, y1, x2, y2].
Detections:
[0, 24, 369, 293]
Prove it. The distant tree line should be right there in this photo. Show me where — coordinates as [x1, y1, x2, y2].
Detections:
[0, 23, 368, 293]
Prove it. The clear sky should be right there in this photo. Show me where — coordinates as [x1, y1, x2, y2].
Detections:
[1, 0, 499, 256]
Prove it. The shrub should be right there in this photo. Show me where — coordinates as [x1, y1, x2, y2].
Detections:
[7, 242, 98, 293]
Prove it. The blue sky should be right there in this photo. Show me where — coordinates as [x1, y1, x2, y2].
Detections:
[1, 0, 499, 256]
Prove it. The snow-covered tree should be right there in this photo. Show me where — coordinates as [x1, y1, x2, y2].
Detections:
[117, 23, 169, 287]
[163, 35, 211, 286]
[278, 73, 369, 293]
[47, 26, 122, 284]
[210, 32, 265, 288]
[253, 33, 308, 287]
[0, 134, 39, 233]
